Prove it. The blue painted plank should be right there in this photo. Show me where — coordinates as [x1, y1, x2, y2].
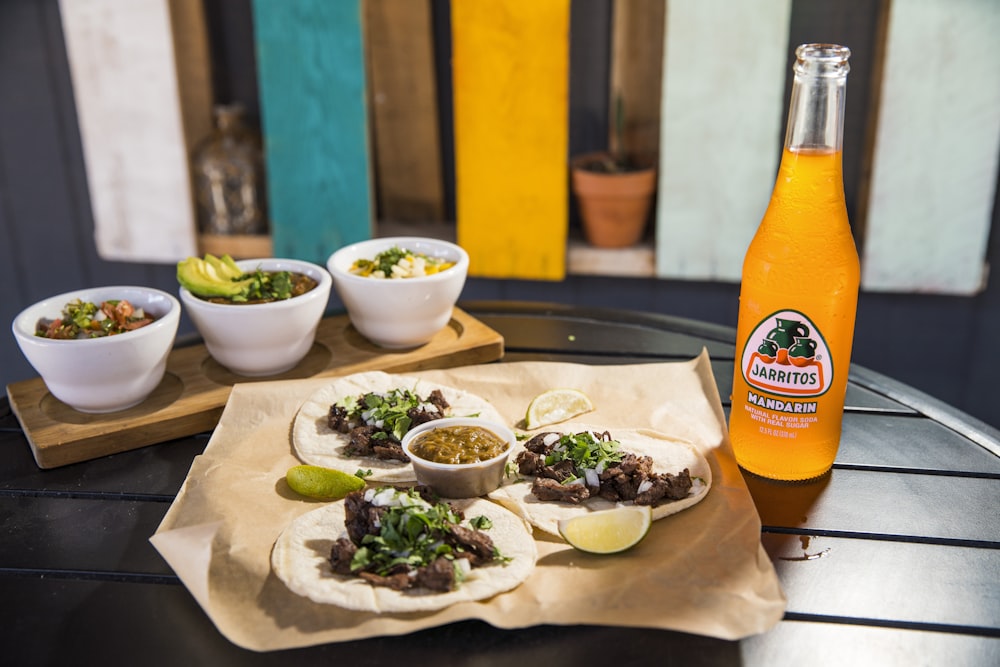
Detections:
[252, 0, 373, 264]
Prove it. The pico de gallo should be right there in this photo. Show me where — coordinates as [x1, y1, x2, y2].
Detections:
[35, 298, 155, 339]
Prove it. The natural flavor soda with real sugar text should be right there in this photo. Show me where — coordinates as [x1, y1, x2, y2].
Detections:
[729, 44, 860, 481]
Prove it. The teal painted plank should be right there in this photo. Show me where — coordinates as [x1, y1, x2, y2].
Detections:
[252, 0, 373, 263]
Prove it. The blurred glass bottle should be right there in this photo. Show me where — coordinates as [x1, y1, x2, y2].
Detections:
[193, 104, 268, 235]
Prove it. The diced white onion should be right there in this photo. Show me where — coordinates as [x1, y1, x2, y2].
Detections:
[637, 480, 653, 494]
[454, 558, 472, 577]
[371, 488, 402, 507]
[397, 492, 432, 510]
[542, 433, 560, 446]
[584, 468, 599, 488]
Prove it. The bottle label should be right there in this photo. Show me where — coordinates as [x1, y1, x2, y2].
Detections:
[739, 309, 833, 399]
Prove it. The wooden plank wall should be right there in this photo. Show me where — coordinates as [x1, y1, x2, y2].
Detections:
[52, 0, 1000, 294]
[609, 0, 665, 169]
[364, 0, 445, 223]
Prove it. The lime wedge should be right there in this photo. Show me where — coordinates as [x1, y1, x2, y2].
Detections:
[525, 388, 594, 429]
[286, 465, 366, 500]
[557, 505, 652, 554]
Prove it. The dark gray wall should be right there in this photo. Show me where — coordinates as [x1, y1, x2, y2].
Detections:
[3, 0, 998, 430]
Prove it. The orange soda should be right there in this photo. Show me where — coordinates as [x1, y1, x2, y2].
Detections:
[729, 45, 860, 481]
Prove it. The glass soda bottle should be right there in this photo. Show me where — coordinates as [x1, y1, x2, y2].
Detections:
[729, 44, 860, 481]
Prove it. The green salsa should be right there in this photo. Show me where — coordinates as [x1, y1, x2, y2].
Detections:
[410, 425, 508, 465]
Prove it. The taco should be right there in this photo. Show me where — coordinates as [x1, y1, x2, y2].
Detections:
[292, 371, 504, 482]
[271, 486, 537, 613]
[488, 426, 712, 536]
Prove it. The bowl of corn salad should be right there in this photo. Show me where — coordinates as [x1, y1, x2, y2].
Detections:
[327, 237, 468, 348]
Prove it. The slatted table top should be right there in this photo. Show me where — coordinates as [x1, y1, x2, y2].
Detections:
[1, 301, 997, 665]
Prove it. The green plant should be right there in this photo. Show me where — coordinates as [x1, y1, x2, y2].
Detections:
[578, 92, 640, 173]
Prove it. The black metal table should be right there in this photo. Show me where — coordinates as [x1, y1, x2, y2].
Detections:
[2, 301, 998, 665]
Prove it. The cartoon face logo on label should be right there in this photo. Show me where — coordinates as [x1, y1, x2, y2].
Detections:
[740, 310, 832, 398]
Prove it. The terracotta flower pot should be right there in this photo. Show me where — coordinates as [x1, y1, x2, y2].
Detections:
[571, 152, 657, 249]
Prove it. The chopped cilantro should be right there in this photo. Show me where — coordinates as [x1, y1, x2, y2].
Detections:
[335, 387, 438, 441]
[350, 488, 493, 576]
[230, 268, 295, 303]
[544, 431, 624, 471]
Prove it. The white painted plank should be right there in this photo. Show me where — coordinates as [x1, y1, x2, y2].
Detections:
[59, 0, 207, 263]
[655, 0, 792, 281]
[861, 0, 1000, 294]
[567, 241, 655, 277]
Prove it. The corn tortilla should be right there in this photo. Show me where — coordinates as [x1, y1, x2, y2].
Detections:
[271, 496, 537, 613]
[292, 371, 504, 483]
[488, 425, 712, 537]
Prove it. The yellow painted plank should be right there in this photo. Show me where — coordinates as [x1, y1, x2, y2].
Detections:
[860, 0, 1000, 295]
[452, 0, 570, 280]
[59, 0, 209, 263]
[364, 0, 444, 222]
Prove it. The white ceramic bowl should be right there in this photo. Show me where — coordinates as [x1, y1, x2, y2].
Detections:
[12, 286, 181, 413]
[402, 417, 515, 498]
[326, 237, 469, 348]
[179, 257, 331, 377]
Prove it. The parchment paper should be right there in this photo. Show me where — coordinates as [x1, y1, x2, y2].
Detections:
[151, 351, 786, 651]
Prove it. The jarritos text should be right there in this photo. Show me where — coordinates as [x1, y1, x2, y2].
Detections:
[739, 310, 833, 401]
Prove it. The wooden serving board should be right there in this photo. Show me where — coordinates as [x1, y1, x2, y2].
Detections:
[6, 308, 503, 469]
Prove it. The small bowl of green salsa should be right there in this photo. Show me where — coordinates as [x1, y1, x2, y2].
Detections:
[402, 417, 515, 498]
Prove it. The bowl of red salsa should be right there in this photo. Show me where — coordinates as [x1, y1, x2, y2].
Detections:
[12, 286, 181, 413]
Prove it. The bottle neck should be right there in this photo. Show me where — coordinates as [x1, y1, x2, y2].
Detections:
[784, 44, 849, 153]
[214, 104, 246, 135]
